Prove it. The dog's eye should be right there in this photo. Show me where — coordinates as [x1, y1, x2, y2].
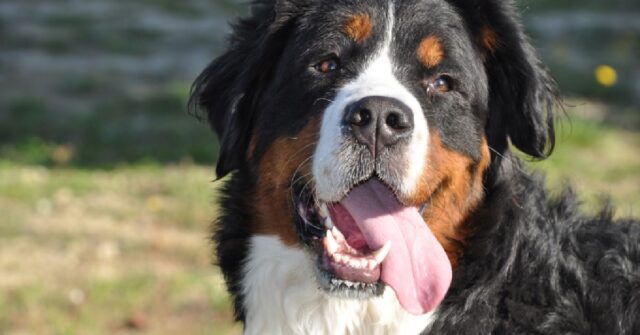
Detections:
[427, 75, 452, 94]
[314, 56, 340, 74]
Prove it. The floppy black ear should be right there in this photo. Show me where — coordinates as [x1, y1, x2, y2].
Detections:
[450, 0, 559, 158]
[190, 1, 303, 177]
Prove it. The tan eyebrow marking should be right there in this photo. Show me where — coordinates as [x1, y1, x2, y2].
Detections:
[481, 27, 500, 56]
[344, 13, 373, 43]
[417, 35, 445, 68]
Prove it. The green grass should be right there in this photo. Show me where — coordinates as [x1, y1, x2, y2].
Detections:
[528, 106, 640, 217]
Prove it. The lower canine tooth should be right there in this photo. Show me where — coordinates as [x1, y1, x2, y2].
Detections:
[325, 232, 339, 254]
[331, 227, 345, 243]
[373, 242, 392, 263]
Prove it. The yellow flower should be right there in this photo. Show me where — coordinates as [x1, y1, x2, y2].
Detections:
[594, 65, 617, 87]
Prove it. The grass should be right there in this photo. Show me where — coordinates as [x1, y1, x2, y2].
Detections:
[0, 83, 218, 167]
[528, 103, 640, 217]
[0, 163, 241, 335]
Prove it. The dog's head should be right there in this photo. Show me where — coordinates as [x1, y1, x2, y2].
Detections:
[192, 0, 557, 315]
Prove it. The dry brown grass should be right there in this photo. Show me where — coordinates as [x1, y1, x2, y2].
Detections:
[0, 164, 240, 334]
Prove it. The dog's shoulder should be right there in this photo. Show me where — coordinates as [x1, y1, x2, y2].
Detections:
[431, 169, 640, 334]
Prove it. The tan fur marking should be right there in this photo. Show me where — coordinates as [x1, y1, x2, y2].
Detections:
[417, 35, 445, 68]
[344, 13, 373, 43]
[481, 27, 500, 55]
[408, 134, 491, 268]
[247, 133, 258, 160]
[253, 120, 320, 245]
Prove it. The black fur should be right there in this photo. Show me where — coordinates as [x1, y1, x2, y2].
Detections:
[429, 157, 640, 334]
[191, 1, 304, 177]
[191, 0, 640, 332]
[210, 166, 255, 321]
[449, 0, 558, 159]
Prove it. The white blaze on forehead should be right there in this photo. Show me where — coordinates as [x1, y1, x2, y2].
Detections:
[313, 6, 428, 202]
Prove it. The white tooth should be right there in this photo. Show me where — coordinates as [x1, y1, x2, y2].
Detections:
[319, 203, 329, 218]
[346, 255, 356, 267]
[335, 254, 344, 263]
[331, 226, 339, 236]
[373, 242, 392, 264]
[367, 260, 376, 271]
[331, 226, 341, 242]
[330, 226, 339, 240]
[331, 227, 345, 243]
[348, 258, 360, 269]
[325, 232, 339, 255]
[346, 258, 355, 268]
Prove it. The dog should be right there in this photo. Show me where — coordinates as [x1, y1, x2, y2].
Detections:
[190, 0, 640, 334]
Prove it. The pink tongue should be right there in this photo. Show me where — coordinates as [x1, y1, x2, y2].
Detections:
[341, 180, 452, 315]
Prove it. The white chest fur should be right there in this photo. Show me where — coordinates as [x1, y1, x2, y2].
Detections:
[240, 236, 435, 335]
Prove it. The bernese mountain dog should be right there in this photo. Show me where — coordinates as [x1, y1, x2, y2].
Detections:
[190, 0, 640, 333]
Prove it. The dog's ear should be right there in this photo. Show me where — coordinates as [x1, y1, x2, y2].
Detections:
[451, 0, 559, 158]
[190, 1, 303, 177]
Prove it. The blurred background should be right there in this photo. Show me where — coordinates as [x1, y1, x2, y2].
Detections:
[0, 0, 637, 334]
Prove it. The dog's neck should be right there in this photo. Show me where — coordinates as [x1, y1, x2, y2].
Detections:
[240, 235, 436, 335]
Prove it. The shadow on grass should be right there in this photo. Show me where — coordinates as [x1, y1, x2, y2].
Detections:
[0, 88, 217, 169]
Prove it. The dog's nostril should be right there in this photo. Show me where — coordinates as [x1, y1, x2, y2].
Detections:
[385, 110, 412, 131]
[350, 108, 371, 127]
[385, 112, 401, 129]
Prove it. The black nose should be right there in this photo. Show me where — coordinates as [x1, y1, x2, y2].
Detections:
[344, 96, 414, 155]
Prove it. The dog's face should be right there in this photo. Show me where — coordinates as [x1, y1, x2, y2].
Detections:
[193, 0, 556, 316]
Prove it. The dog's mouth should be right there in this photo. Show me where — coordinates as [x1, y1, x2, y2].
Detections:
[294, 178, 452, 315]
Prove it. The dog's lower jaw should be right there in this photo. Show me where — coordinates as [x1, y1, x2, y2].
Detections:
[241, 236, 436, 335]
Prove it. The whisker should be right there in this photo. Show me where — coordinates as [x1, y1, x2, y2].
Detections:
[282, 141, 318, 167]
[290, 156, 314, 184]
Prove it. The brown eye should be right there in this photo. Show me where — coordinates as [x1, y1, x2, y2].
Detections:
[314, 57, 340, 73]
[427, 76, 451, 94]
